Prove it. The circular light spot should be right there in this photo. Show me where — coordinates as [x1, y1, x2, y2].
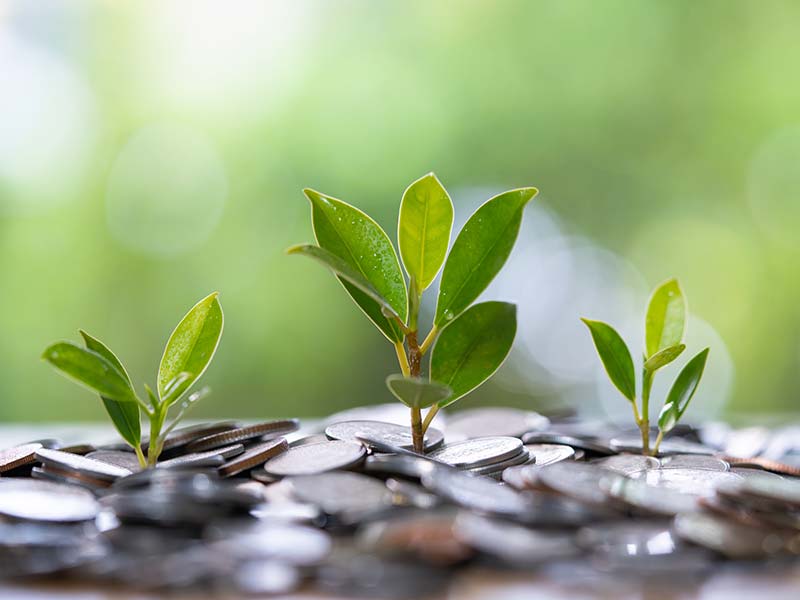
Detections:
[106, 123, 228, 256]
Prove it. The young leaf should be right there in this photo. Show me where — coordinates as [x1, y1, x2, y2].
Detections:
[398, 173, 454, 292]
[643, 343, 686, 372]
[434, 187, 536, 326]
[157, 292, 224, 405]
[581, 319, 636, 402]
[42, 342, 138, 403]
[305, 188, 408, 341]
[286, 244, 401, 319]
[645, 278, 686, 358]
[430, 301, 517, 407]
[658, 348, 710, 433]
[385, 374, 451, 409]
[79, 330, 141, 448]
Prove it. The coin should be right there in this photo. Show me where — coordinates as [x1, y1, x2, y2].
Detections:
[36, 448, 132, 481]
[262, 441, 366, 477]
[325, 403, 430, 428]
[427, 436, 524, 469]
[674, 511, 790, 559]
[187, 420, 300, 452]
[524, 443, 575, 466]
[537, 461, 615, 506]
[0, 479, 100, 522]
[325, 420, 444, 451]
[734, 475, 800, 508]
[609, 436, 715, 456]
[522, 431, 615, 455]
[85, 450, 143, 472]
[217, 438, 289, 477]
[628, 467, 743, 496]
[287, 472, 393, 520]
[468, 449, 530, 477]
[601, 474, 698, 516]
[592, 453, 659, 475]
[445, 408, 549, 440]
[722, 455, 800, 477]
[156, 443, 244, 469]
[361, 453, 438, 480]
[660, 454, 729, 471]
[141, 421, 239, 453]
[207, 522, 332, 565]
[0, 443, 42, 472]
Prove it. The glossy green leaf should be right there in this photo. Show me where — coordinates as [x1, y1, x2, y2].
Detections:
[581, 318, 636, 402]
[434, 187, 536, 326]
[305, 188, 408, 341]
[42, 342, 138, 403]
[658, 348, 709, 433]
[385, 374, 451, 409]
[644, 343, 686, 372]
[645, 278, 686, 358]
[430, 301, 517, 407]
[286, 244, 400, 319]
[79, 330, 141, 447]
[398, 173, 453, 292]
[158, 292, 224, 405]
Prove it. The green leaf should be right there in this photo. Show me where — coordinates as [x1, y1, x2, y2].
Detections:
[305, 188, 408, 341]
[644, 343, 686, 372]
[658, 348, 709, 433]
[385, 374, 451, 409]
[157, 292, 224, 405]
[79, 330, 141, 448]
[434, 187, 536, 326]
[645, 278, 686, 358]
[430, 301, 517, 408]
[286, 244, 400, 319]
[581, 318, 636, 402]
[398, 173, 454, 292]
[42, 342, 138, 403]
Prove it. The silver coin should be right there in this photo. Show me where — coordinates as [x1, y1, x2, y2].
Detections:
[234, 560, 300, 596]
[537, 461, 615, 506]
[287, 433, 329, 447]
[609, 436, 714, 456]
[454, 512, 578, 565]
[674, 511, 789, 559]
[468, 449, 530, 476]
[187, 419, 300, 452]
[361, 454, 438, 480]
[500, 465, 528, 489]
[85, 450, 143, 472]
[263, 441, 366, 477]
[522, 431, 615, 455]
[601, 474, 698, 516]
[156, 444, 244, 469]
[386, 478, 440, 509]
[0, 442, 43, 472]
[660, 454, 729, 471]
[524, 443, 575, 467]
[208, 522, 331, 565]
[445, 408, 549, 440]
[426, 436, 523, 469]
[287, 472, 393, 519]
[325, 403, 440, 428]
[734, 475, 800, 507]
[629, 467, 743, 497]
[36, 448, 132, 481]
[592, 453, 659, 475]
[0, 479, 100, 522]
[325, 420, 444, 451]
[730, 467, 785, 481]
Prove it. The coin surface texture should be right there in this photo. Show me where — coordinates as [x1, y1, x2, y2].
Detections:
[263, 440, 366, 476]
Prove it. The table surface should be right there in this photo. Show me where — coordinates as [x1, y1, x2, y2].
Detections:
[2, 424, 799, 600]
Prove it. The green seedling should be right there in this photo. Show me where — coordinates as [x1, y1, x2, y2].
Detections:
[42, 293, 223, 467]
[289, 173, 536, 452]
[582, 279, 709, 456]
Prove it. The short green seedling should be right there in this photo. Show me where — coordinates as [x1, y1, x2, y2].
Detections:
[42, 293, 223, 467]
[582, 279, 709, 456]
[289, 173, 536, 453]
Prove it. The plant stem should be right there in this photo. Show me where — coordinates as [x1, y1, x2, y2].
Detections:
[419, 325, 439, 355]
[652, 430, 665, 456]
[146, 408, 167, 467]
[133, 444, 146, 469]
[405, 330, 425, 453]
[421, 404, 439, 434]
[394, 341, 410, 377]
[410, 406, 423, 454]
[640, 367, 653, 455]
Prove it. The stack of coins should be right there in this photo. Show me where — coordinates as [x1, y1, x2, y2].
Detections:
[0, 407, 798, 597]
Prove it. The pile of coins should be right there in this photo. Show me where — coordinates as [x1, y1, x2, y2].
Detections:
[0, 406, 799, 596]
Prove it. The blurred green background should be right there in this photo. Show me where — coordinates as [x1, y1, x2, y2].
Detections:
[1, 0, 799, 423]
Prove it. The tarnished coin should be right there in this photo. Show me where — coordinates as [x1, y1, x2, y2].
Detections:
[427, 437, 524, 469]
[454, 512, 578, 565]
[157, 444, 244, 469]
[609, 436, 714, 456]
[445, 408, 549, 440]
[187, 420, 300, 453]
[57, 443, 96, 455]
[537, 461, 615, 506]
[0, 443, 42, 472]
[601, 475, 698, 516]
[723, 455, 800, 477]
[522, 431, 615, 455]
[218, 438, 289, 477]
[142, 421, 239, 453]
[287, 472, 393, 520]
[0, 479, 100, 522]
[325, 420, 444, 451]
[629, 467, 743, 497]
[674, 511, 790, 559]
[263, 441, 366, 477]
[85, 450, 143, 472]
[525, 443, 575, 467]
[592, 453, 659, 475]
[36, 448, 132, 481]
[660, 454, 729, 471]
